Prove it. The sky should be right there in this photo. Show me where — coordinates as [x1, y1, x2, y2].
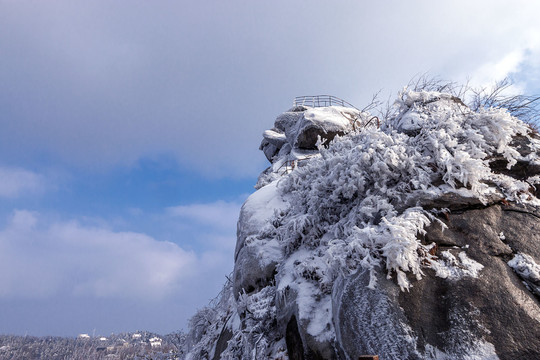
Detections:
[1, 0, 540, 337]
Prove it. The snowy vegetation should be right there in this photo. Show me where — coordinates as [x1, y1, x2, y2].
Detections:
[183, 78, 540, 359]
[0, 331, 186, 359]
[276, 87, 537, 292]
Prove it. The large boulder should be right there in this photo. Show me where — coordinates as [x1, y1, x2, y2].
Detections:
[233, 181, 287, 297]
[333, 270, 422, 360]
[335, 203, 540, 360]
[259, 106, 358, 163]
[291, 107, 354, 149]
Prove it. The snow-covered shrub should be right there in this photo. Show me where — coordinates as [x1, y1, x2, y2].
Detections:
[275, 88, 538, 291]
[185, 278, 236, 360]
[185, 80, 540, 358]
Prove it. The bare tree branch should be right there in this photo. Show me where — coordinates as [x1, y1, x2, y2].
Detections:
[376, 75, 540, 129]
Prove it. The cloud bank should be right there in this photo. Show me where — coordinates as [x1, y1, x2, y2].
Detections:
[0, 199, 241, 335]
[2, 1, 540, 177]
[0, 210, 196, 299]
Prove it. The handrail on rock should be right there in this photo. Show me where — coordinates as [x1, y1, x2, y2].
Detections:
[276, 96, 380, 176]
[293, 95, 359, 110]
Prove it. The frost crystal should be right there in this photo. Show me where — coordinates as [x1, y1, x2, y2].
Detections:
[508, 253, 540, 284]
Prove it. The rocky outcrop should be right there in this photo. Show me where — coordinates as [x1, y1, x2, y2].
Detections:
[233, 181, 286, 297]
[257, 105, 368, 190]
[259, 105, 360, 163]
[335, 203, 540, 360]
[185, 90, 540, 360]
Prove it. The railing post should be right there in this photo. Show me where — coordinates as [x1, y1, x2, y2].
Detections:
[292, 95, 360, 111]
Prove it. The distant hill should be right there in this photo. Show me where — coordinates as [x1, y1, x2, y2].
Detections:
[0, 331, 185, 359]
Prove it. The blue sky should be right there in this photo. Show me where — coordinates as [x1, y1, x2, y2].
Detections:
[1, 0, 540, 337]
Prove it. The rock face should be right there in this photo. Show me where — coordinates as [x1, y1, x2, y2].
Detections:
[233, 181, 287, 297]
[258, 105, 361, 177]
[185, 91, 540, 360]
[256, 105, 371, 190]
[335, 203, 540, 360]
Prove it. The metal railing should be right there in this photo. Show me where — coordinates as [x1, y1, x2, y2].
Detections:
[275, 96, 380, 176]
[293, 95, 359, 110]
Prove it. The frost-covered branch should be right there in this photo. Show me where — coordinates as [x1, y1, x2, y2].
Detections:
[468, 78, 540, 126]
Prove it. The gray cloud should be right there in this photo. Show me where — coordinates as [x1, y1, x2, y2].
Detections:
[2, 1, 540, 177]
[2, 0, 540, 336]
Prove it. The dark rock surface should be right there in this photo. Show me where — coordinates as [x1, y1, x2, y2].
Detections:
[212, 326, 232, 360]
[333, 271, 421, 360]
[259, 106, 356, 164]
[335, 203, 540, 360]
[276, 286, 337, 360]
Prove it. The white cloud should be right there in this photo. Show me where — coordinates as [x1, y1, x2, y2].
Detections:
[470, 50, 525, 87]
[463, 30, 540, 92]
[0, 167, 45, 198]
[0, 207, 238, 335]
[0, 197, 244, 303]
[166, 200, 242, 231]
[0, 210, 213, 300]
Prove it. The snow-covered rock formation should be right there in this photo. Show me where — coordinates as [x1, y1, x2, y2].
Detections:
[185, 90, 540, 360]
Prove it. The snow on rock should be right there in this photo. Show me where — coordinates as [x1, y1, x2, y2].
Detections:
[294, 107, 353, 148]
[258, 105, 364, 170]
[424, 341, 499, 360]
[431, 251, 485, 280]
[235, 180, 288, 256]
[508, 252, 540, 297]
[233, 181, 288, 297]
[185, 89, 540, 359]
[508, 252, 540, 283]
